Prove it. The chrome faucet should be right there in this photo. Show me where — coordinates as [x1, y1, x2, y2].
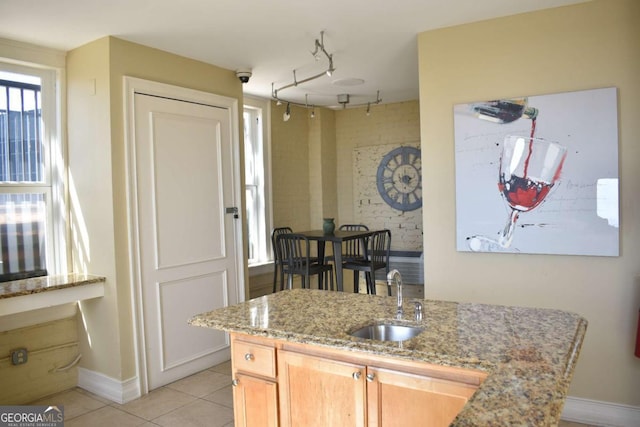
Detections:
[387, 269, 403, 319]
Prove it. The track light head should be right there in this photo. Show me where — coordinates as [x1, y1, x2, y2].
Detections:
[283, 103, 291, 122]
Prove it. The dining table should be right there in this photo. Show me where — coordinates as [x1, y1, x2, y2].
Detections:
[294, 229, 376, 292]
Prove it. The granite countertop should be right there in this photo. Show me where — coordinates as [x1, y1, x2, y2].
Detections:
[189, 288, 587, 426]
[0, 274, 106, 299]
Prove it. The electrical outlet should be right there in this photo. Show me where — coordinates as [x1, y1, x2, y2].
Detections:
[11, 348, 28, 365]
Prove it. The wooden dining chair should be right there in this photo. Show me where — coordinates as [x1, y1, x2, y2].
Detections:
[276, 233, 334, 291]
[342, 229, 391, 295]
[271, 227, 293, 292]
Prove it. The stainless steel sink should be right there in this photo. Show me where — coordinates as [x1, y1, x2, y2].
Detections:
[350, 323, 424, 342]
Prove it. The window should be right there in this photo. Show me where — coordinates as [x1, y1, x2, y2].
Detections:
[0, 63, 63, 282]
[244, 98, 272, 267]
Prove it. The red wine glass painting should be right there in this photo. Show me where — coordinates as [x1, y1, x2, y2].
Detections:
[468, 135, 567, 251]
[457, 88, 618, 256]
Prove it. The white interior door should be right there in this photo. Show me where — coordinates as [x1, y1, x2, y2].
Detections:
[132, 89, 241, 390]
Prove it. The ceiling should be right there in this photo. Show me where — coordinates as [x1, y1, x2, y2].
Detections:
[1, 0, 588, 109]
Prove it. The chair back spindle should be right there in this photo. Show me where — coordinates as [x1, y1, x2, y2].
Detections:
[271, 227, 293, 292]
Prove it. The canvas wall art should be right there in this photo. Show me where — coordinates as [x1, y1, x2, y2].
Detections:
[454, 87, 619, 256]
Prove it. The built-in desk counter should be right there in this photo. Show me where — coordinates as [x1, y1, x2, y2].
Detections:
[190, 289, 587, 426]
[0, 274, 106, 316]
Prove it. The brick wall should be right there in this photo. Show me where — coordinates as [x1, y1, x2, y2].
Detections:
[353, 143, 422, 251]
[336, 101, 422, 252]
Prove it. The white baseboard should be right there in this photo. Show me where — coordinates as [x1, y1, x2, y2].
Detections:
[562, 396, 640, 426]
[77, 367, 140, 404]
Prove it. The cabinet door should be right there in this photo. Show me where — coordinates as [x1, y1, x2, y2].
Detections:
[367, 366, 477, 427]
[278, 349, 367, 427]
[233, 373, 279, 427]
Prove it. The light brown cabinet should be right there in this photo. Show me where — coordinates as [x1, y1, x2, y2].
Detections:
[232, 373, 278, 427]
[230, 334, 278, 427]
[278, 349, 367, 427]
[230, 333, 486, 427]
[366, 366, 478, 426]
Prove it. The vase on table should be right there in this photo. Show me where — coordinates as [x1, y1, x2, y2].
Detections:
[323, 218, 335, 234]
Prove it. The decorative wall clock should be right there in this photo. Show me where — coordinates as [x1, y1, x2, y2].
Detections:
[376, 146, 422, 211]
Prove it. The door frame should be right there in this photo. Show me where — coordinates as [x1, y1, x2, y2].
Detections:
[123, 76, 245, 395]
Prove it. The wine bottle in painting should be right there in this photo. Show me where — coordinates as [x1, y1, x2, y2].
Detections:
[469, 98, 538, 124]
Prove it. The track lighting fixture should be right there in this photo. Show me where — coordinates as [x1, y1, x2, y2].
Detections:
[306, 95, 316, 119]
[283, 103, 291, 122]
[326, 57, 335, 77]
[273, 31, 381, 120]
[337, 94, 350, 109]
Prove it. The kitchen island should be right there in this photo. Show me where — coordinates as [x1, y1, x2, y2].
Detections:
[189, 289, 587, 426]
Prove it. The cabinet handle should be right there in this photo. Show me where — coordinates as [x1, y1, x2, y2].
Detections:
[232, 379, 239, 387]
[366, 373, 375, 382]
[352, 371, 362, 380]
[244, 353, 254, 361]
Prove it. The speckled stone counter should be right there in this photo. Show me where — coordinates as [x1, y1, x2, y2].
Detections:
[0, 274, 106, 316]
[0, 274, 105, 299]
[189, 289, 587, 426]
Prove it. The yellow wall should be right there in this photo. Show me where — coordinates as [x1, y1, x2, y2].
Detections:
[67, 36, 123, 380]
[418, 0, 639, 406]
[67, 36, 244, 381]
[271, 102, 313, 231]
[319, 109, 338, 221]
[308, 108, 338, 225]
[0, 317, 78, 404]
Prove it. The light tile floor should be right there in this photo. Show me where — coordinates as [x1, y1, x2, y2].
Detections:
[31, 360, 598, 426]
[30, 361, 234, 426]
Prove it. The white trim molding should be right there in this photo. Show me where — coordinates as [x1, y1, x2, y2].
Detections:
[248, 261, 274, 277]
[0, 37, 66, 68]
[77, 367, 140, 404]
[562, 396, 640, 427]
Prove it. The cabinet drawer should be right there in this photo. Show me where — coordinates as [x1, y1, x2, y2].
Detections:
[233, 339, 276, 378]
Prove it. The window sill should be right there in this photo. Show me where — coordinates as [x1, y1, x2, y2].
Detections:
[0, 274, 105, 316]
[249, 261, 274, 277]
